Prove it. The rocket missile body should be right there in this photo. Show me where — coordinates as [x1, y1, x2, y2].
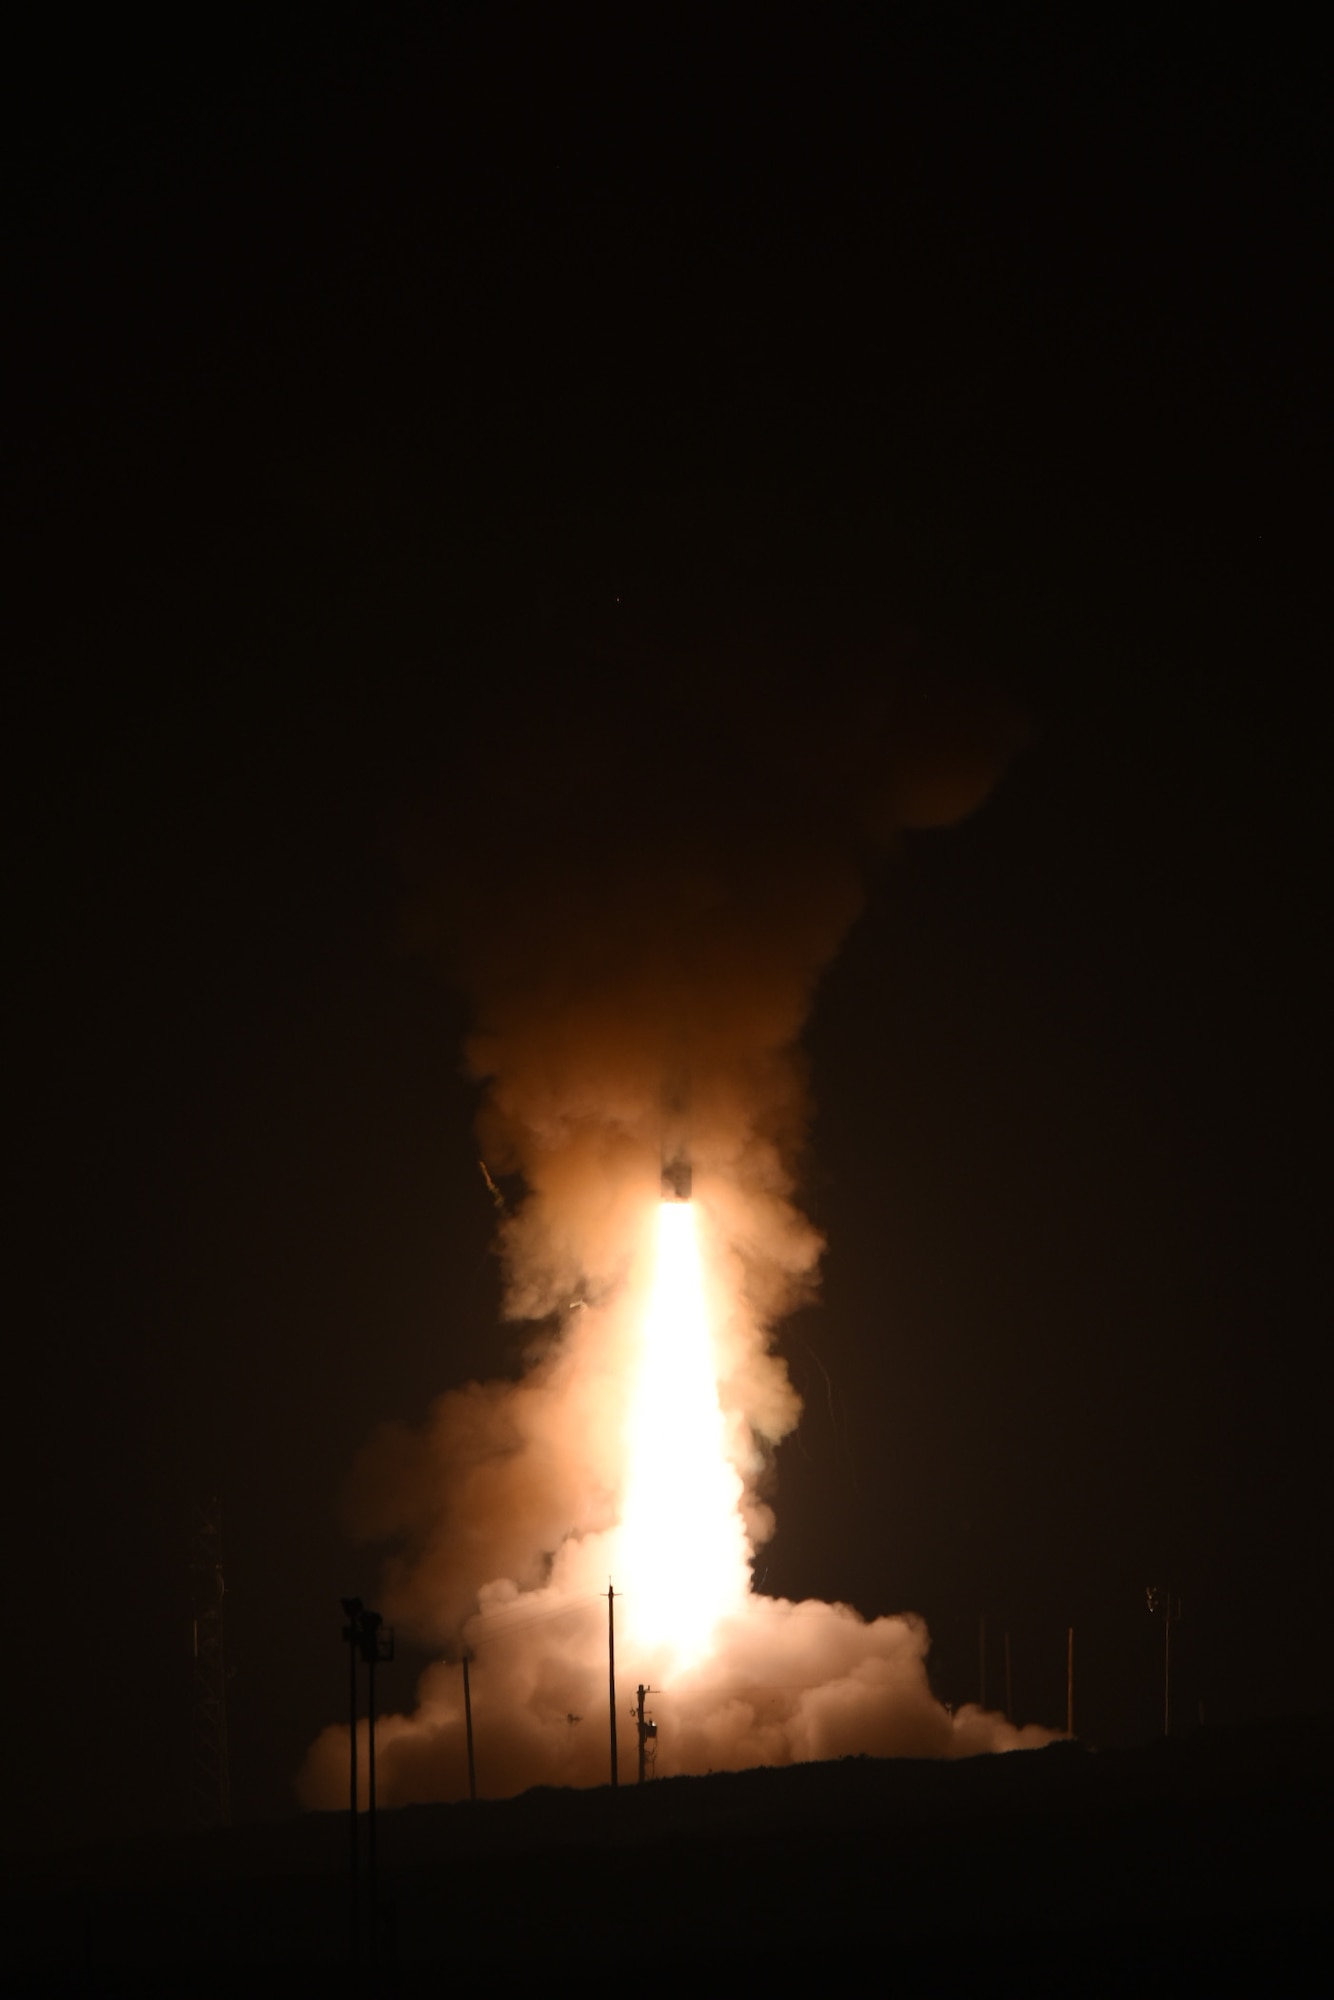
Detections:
[661, 1068, 692, 1199]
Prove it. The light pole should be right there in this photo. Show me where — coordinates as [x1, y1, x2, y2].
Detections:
[358, 1608, 395, 1964]
[462, 1648, 477, 1801]
[341, 1598, 394, 1968]
[1146, 1586, 1179, 1738]
[340, 1597, 364, 1969]
[607, 1583, 618, 1787]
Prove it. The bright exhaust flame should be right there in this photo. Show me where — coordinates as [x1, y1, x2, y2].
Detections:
[618, 1199, 749, 1669]
[292, 652, 1054, 1810]
[298, 1166, 1065, 1811]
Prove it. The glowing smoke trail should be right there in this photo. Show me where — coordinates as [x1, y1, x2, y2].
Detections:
[297, 619, 1052, 1807]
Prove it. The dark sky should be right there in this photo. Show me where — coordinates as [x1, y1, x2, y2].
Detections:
[9, 10, 1330, 1847]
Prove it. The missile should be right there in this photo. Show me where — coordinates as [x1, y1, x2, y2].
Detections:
[661, 1068, 691, 1198]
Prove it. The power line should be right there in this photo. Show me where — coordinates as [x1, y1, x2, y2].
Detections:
[462, 1591, 608, 1649]
[650, 1683, 842, 1697]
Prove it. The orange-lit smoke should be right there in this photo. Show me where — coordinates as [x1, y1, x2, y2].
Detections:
[298, 651, 1051, 1807]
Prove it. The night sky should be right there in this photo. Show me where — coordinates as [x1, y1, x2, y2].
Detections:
[10, 10, 1330, 1847]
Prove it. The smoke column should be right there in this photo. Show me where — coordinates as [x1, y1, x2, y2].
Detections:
[300, 612, 1054, 1807]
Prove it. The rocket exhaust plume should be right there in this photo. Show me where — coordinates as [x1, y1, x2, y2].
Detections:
[619, 1196, 745, 1668]
[300, 608, 1051, 1808]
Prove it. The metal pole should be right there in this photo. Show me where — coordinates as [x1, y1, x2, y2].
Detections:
[341, 1603, 362, 1971]
[637, 1685, 646, 1786]
[1164, 1604, 1171, 1739]
[367, 1642, 378, 1965]
[608, 1583, 618, 1787]
[462, 1651, 477, 1802]
[189, 1500, 231, 1831]
[350, 1630, 359, 1822]
[1066, 1626, 1074, 1737]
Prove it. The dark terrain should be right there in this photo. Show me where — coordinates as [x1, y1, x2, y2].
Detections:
[9, 1722, 1330, 1991]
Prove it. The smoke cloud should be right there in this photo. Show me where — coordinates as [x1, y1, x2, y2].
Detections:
[299, 601, 1048, 1808]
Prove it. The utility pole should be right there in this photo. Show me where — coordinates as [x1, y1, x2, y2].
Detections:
[189, 1498, 231, 1829]
[607, 1583, 618, 1787]
[1146, 1588, 1179, 1737]
[358, 1608, 394, 1966]
[341, 1598, 364, 1971]
[462, 1650, 477, 1801]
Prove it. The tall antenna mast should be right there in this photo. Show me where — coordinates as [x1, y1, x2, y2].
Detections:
[190, 1497, 231, 1829]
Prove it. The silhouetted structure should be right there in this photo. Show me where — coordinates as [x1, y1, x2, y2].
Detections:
[189, 1498, 231, 1829]
[341, 1598, 363, 1967]
[635, 1684, 658, 1784]
[607, 1584, 618, 1786]
[342, 1597, 395, 1969]
[360, 1605, 394, 1960]
[462, 1650, 477, 1800]
[1147, 1587, 1181, 1737]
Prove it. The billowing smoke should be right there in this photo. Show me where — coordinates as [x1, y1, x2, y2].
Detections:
[299, 599, 1052, 1807]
